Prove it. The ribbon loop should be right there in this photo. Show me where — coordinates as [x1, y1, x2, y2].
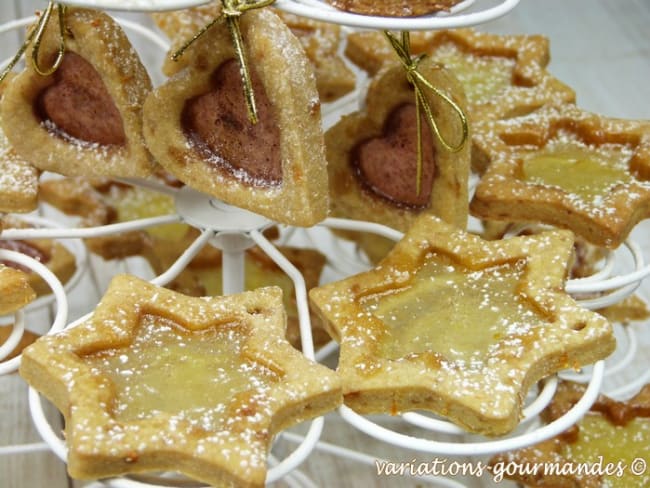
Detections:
[0, 2, 67, 83]
[382, 30, 469, 194]
[171, 0, 276, 124]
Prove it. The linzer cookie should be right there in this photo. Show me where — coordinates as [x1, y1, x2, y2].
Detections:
[0, 73, 39, 213]
[1, 8, 155, 178]
[20, 275, 341, 487]
[490, 381, 650, 487]
[326, 0, 463, 17]
[345, 29, 576, 126]
[326, 59, 470, 233]
[0, 264, 36, 315]
[144, 8, 329, 226]
[310, 215, 615, 436]
[470, 104, 650, 249]
[0, 216, 77, 297]
[153, 2, 357, 103]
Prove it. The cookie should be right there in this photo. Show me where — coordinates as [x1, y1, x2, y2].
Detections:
[144, 7, 329, 226]
[325, 0, 463, 17]
[20, 275, 342, 487]
[1, 8, 156, 178]
[0, 326, 40, 362]
[0, 263, 36, 315]
[345, 28, 575, 129]
[490, 380, 650, 487]
[0, 73, 39, 213]
[470, 104, 650, 249]
[0, 216, 76, 297]
[326, 58, 470, 233]
[310, 214, 615, 435]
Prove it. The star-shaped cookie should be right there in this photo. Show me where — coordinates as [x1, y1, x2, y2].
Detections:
[490, 380, 650, 487]
[310, 215, 615, 436]
[470, 104, 650, 249]
[20, 275, 341, 487]
[345, 28, 576, 125]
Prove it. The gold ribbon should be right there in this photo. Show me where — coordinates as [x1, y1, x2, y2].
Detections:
[171, 0, 276, 125]
[383, 30, 469, 195]
[0, 2, 67, 83]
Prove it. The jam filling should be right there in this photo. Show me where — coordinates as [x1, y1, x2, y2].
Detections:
[352, 103, 435, 210]
[182, 59, 282, 187]
[36, 52, 126, 146]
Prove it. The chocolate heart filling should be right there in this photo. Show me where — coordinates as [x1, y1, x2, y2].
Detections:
[36, 52, 126, 146]
[182, 59, 282, 187]
[353, 104, 436, 209]
[0, 240, 52, 273]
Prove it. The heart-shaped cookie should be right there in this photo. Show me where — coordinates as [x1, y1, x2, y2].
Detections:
[143, 8, 329, 226]
[1, 8, 156, 178]
[326, 58, 470, 233]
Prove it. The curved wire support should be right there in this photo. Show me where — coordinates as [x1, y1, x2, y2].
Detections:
[0, 249, 69, 375]
[149, 229, 214, 287]
[337, 361, 604, 457]
[0, 215, 183, 241]
[280, 431, 467, 488]
[274, 0, 521, 30]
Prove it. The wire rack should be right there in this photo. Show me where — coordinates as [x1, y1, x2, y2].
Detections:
[1, 2, 650, 487]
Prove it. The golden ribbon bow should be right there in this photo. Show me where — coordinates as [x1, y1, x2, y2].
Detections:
[0, 2, 67, 83]
[172, 0, 276, 125]
[383, 30, 469, 195]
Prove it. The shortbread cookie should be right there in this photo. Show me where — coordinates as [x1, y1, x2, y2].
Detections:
[153, 3, 357, 103]
[0, 264, 36, 315]
[0, 326, 40, 361]
[0, 216, 77, 297]
[597, 294, 650, 324]
[470, 104, 650, 249]
[1, 8, 155, 178]
[345, 29, 575, 127]
[326, 0, 463, 17]
[490, 381, 650, 487]
[144, 8, 329, 226]
[0, 73, 39, 213]
[310, 215, 615, 436]
[20, 275, 341, 487]
[326, 59, 470, 232]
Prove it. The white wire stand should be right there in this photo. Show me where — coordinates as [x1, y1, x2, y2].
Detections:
[13, 182, 327, 487]
[0, 249, 69, 375]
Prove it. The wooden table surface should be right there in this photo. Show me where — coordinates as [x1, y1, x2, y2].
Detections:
[1, 0, 649, 487]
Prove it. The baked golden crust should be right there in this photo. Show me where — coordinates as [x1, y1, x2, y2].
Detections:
[489, 381, 650, 487]
[0, 326, 40, 361]
[0, 216, 76, 296]
[0, 73, 39, 213]
[20, 275, 341, 487]
[470, 104, 650, 249]
[153, 3, 357, 103]
[326, 59, 470, 233]
[310, 215, 615, 436]
[0, 8, 156, 179]
[345, 29, 575, 127]
[143, 8, 329, 226]
[326, 0, 463, 17]
[0, 263, 36, 315]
